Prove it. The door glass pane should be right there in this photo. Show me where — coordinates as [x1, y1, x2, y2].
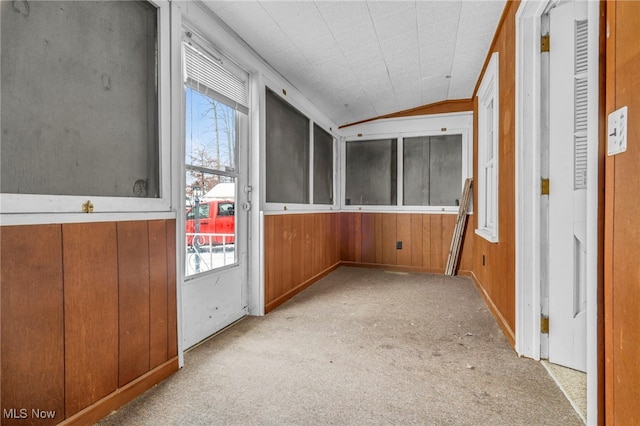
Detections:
[185, 173, 236, 276]
[186, 88, 236, 172]
[184, 82, 238, 276]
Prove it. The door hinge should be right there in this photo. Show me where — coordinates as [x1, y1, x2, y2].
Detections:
[541, 34, 550, 52]
[540, 315, 549, 334]
[541, 178, 550, 195]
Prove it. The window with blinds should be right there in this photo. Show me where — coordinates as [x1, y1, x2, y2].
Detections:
[183, 36, 249, 114]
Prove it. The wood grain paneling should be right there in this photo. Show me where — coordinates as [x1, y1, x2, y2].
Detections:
[336, 212, 463, 274]
[166, 220, 178, 359]
[117, 221, 151, 387]
[469, 0, 518, 338]
[264, 213, 341, 312]
[2, 219, 177, 424]
[605, 1, 640, 423]
[149, 220, 168, 369]
[1, 225, 65, 425]
[340, 99, 474, 129]
[63, 222, 119, 417]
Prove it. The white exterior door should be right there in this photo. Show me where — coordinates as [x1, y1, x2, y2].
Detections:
[180, 35, 251, 349]
[547, 0, 588, 372]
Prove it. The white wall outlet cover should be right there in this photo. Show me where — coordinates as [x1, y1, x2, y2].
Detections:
[608, 106, 628, 156]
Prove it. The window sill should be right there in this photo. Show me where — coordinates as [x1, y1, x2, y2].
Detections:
[475, 228, 498, 243]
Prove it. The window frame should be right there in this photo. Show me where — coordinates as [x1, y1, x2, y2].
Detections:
[476, 51, 499, 243]
[262, 82, 338, 212]
[0, 0, 172, 219]
[340, 113, 473, 213]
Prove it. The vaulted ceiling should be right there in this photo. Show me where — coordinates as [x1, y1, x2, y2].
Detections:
[203, 1, 506, 127]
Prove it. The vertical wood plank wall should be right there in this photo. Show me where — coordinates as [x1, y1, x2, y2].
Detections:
[339, 213, 473, 273]
[0, 219, 178, 425]
[605, 1, 640, 423]
[264, 213, 340, 313]
[468, 1, 518, 345]
[264, 212, 474, 312]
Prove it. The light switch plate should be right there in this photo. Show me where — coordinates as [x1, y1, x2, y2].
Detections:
[608, 106, 627, 156]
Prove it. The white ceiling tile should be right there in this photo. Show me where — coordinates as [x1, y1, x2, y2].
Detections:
[416, 1, 462, 28]
[333, 20, 379, 53]
[279, 9, 333, 45]
[371, 6, 418, 41]
[366, 1, 414, 19]
[316, 1, 371, 33]
[259, 1, 318, 22]
[379, 30, 420, 61]
[345, 44, 385, 70]
[417, 18, 459, 49]
[457, 10, 503, 39]
[460, 1, 506, 18]
[269, 47, 311, 72]
[203, 0, 504, 125]
[298, 35, 343, 65]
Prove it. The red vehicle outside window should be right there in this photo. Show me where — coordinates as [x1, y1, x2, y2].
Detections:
[185, 200, 235, 246]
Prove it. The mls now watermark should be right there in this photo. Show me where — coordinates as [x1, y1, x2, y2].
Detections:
[3, 408, 57, 420]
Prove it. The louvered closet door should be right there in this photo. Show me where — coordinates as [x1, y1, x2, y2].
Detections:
[547, 0, 588, 372]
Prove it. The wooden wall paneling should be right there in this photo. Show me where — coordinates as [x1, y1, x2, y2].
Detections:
[609, 1, 640, 422]
[339, 213, 349, 261]
[381, 214, 397, 265]
[302, 214, 314, 282]
[272, 215, 284, 304]
[360, 213, 376, 263]
[603, 1, 616, 423]
[422, 214, 432, 269]
[353, 213, 362, 262]
[282, 215, 294, 294]
[458, 219, 475, 272]
[166, 220, 178, 359]
[430, 215, 443, 270]
[374, 213, 384, 264]
[346, 213, 356, 262]
[117, 221, 151, 387]
[63, 222, 119, 417]
[290, 215, 303, 291]
[410, 214, 423, 267]
[396, 214, 412, 266]
[1, 225, 65, 425]
[331, 213, 340, 265]
[264, 215, 275, 304]
[312, 214, 324, 275]
[148, 220, 168, 369]
[441, 215, 456, 270]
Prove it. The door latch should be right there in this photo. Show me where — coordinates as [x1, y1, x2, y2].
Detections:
[242, 202, 251, 211]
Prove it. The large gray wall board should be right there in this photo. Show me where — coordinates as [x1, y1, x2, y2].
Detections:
[345, 139, 397, 206]
[1, 1, 159, 197]
[313, 124, 333, 205]
[403, 135, 462, 206]
[265, 89, 309, 204]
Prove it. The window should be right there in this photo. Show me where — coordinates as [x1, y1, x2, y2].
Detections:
[403, 135, 462, 206]
[313, 124, 334, 205]
[183, 33, 248, 276]
[264, 88, 335, 207]
[345, 139, 397, 206]
[476, 52, 499, 242]
[265, 88, 310, 204]
[1, 1, 170, 212]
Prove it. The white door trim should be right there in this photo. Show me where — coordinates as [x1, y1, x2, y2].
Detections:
[515, 0, 599, 423]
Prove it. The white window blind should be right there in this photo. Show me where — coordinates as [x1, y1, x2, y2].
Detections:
[183, 41, 249, 114]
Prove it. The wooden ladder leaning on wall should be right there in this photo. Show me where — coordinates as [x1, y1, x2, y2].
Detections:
[445, 178, 473, 276]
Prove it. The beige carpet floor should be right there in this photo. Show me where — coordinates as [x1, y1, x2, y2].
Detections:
[98, 266, 582, 425]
